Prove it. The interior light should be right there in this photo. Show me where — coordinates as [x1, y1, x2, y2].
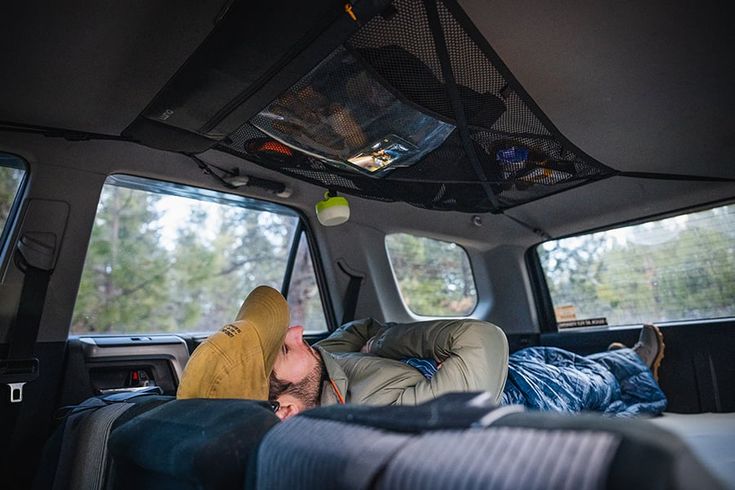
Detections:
[315, 191, 350, 226]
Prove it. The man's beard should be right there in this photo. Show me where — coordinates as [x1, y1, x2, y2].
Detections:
[288, 350, 324, 410]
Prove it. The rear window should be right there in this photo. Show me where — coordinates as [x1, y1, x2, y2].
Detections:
[386, 233, 476, 316]
[73, 175, 327, 334]
[0, 153, 27, 246]
[537, 203, 735, 328]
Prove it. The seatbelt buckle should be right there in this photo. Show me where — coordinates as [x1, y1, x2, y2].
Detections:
[0, 358, 39, 403]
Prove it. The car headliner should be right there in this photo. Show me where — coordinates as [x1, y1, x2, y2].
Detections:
[1, 0, 733, 241]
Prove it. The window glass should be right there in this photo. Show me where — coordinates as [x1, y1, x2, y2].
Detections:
[0, 153, 27, 242]
[72, 175, 302, 334]
[287, 232, 327, 334]
[386, 233, 477, 316]
[537, 204, 735, 328]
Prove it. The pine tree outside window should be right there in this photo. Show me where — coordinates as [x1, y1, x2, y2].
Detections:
[0, 153, 27, 252]
[385, 233, 477, 317]
[537, 203, 735, 328]
[72, 175, 327, 334]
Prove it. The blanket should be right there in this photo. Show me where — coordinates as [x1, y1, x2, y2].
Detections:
[403, 346, 667, 417]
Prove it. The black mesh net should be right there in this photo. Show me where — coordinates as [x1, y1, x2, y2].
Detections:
[220, 0, 613, 213]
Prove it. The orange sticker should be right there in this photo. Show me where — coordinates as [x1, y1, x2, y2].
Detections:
[554, 305, 577, 322]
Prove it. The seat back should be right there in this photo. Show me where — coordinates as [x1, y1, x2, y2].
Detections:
[33, 391, 172, 490]
[254, 393, 726, 490]
[108, 399, 278, 490]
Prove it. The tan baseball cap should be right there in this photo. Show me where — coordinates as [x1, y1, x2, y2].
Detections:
[176, 285, 289, 400]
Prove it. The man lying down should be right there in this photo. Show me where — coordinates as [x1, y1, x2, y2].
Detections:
[177, 286, 667, 420]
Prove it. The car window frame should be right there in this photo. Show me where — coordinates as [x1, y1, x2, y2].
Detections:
[71, 172, 335, 336]
[527, 199, 735, 333]
[385, 232, 479, 319]
[0, 152, 30, 276]
[281, 221, 334, 335]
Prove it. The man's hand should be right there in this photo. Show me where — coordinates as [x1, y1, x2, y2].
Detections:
[360, 336, 376, 354]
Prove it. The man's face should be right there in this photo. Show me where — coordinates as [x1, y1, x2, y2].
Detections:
[272, 325, 319, 385]
[271, 325, 323, 420]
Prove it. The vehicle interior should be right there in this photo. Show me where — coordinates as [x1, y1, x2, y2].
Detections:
[1, 0, 733, 488]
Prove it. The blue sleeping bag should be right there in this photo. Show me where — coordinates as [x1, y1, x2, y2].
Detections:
[404, 347, 667, 417]
[501, 347, 667, 417]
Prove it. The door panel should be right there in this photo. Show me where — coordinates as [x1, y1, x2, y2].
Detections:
[0, 341, 66, 489]
[60, 336, 189, 404]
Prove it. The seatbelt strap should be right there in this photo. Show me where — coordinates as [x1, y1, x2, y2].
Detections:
[0, 234, 55, 403]
[66, 402, 135, 490]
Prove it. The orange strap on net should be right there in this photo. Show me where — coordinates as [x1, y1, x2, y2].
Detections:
[344, 4, 358, 22]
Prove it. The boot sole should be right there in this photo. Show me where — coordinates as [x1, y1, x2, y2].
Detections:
[646, 324, 666, 381]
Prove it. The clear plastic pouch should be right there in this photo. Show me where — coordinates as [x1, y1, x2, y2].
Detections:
[251, 47, 455, 177]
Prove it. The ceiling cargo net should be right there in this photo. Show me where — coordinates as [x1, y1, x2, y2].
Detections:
[250, 47, 456, 176]
[222, 0, 614, 212]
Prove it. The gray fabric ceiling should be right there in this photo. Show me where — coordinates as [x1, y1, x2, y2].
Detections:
[1, 0, 733, 181]
[0, 0, 228, 134]
[459, 0, 735, 179]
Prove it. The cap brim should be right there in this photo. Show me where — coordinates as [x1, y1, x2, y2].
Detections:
[177, 286, 289, 400]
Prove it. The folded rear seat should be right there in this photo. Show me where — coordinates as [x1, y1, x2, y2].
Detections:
[254, 392, 726, 490]
[33, 389, 173, 490]
[651, 412, 735, 489]
[107, 399, 278, 489]
[46, 391, 726, 490]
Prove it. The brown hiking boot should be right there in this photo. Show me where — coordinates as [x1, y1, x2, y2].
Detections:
[632, 324, 665, 380]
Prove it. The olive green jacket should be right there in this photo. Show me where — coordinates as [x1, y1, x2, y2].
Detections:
[315, 318, 508, 407]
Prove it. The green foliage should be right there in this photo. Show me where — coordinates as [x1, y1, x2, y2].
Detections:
[0, 164, 25, 232]
[71, 184, 300, 334]
[540, 233, 608, 317]
[540, 205, 735, 326]
[386, 234, 476, 316]
[68, 179, 735, 334]
[73, 186, 172, 332]
[287, 233, 328, 333]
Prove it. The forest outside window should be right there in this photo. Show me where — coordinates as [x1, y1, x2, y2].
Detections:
[0, 153, 27, 250]
[385, 233, 477, 317]
[286, 231, 327, 334]
[72, 175, 327, 334]
[537, 203, 735, 328]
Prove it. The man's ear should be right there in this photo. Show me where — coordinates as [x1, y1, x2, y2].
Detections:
[276, 402, 300, 421]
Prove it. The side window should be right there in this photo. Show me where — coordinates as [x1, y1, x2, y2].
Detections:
[537, 203, 735, 328]
[385, 233, 477, 316]
[286, 231, 327, 334]
[72, 175, 326, 334]
[0, 153, 27, 247]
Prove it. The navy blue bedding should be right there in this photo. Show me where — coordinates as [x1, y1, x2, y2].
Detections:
[500, 347, 667, 417]
[403, 347, 667, 417]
